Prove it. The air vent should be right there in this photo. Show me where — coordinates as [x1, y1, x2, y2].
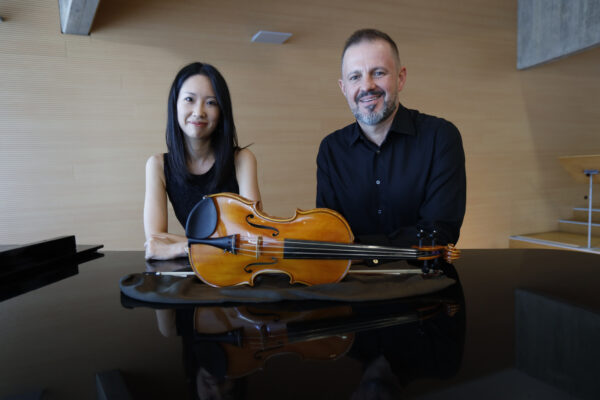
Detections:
[251, 30, 292, 44]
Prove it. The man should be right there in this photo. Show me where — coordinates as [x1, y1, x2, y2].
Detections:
[317, 29, 466, 247]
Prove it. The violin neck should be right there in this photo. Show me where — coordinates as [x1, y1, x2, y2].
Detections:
[282, 239, 433, 261]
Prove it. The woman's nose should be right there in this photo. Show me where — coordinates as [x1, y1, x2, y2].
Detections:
[193, 103, 206, 117]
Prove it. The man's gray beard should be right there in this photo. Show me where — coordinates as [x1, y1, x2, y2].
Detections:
[353, 99, 397, 126]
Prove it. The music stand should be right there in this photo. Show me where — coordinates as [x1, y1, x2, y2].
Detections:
[558, 155, 600, 248]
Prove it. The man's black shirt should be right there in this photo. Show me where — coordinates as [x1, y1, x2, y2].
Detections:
[316, 103, 466, 246]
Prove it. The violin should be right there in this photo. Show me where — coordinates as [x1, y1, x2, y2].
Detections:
[186, 193, 460, 287]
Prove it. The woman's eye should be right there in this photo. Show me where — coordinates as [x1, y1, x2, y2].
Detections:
[184, 97, 193, 102]
[207, 100, 218, 106]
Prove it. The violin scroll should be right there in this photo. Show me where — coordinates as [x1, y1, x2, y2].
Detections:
[443, 244, 461, 263]
[413, 244, 461, 263]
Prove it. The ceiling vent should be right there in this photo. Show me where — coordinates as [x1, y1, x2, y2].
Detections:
[251, 30, 292, 44]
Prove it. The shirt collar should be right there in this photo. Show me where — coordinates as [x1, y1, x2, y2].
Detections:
[349, 103, 416, 146]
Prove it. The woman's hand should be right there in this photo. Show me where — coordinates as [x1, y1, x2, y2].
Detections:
[144, 233, 187, 260]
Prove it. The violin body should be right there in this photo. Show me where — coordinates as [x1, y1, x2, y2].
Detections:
[188, 193, 354, 287]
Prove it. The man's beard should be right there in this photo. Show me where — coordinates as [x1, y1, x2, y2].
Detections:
[352, 90, 397, 126]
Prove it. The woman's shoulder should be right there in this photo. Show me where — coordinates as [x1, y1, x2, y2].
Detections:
[234, 148, 256, 166]
[146, 153, 165, 167]
[146, 153, 166, 178]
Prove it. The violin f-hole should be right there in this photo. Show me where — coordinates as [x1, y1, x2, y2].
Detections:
[244, 257, 278, 273]
[245, 214, 280, 237]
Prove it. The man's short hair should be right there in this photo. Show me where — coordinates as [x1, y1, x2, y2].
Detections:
[342, 28, 401, 66]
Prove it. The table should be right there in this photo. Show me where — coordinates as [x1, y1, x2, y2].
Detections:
[1, 249, 598, 399]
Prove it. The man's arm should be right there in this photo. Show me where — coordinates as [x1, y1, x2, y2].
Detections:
[416, 121, 466, 245]
[316, 139, 341, 210]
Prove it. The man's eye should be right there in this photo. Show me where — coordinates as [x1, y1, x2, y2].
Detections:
[374, 70, 385, 77]
[349, 75, 359, 81]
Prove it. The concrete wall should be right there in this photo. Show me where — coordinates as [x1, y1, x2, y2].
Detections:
[518, 0, 600, 69]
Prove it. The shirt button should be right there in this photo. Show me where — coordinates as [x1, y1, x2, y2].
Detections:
[375, 179, 381, 185]
[377, 209, 382, 214]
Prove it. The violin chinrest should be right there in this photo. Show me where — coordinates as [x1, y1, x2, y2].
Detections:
[186, 197, 218, 239]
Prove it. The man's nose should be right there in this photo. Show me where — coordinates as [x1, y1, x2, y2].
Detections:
[361, 75, 376, 91]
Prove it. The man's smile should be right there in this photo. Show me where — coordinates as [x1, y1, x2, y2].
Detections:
[356, 90, 384, 107]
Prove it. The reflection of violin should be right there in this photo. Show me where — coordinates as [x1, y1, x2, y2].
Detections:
[186, 193, 460, 287]
[193, 305, 355, 378]
[193, 300, 458, 378]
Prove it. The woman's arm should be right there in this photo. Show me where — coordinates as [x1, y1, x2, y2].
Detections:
[235, 148, 261, 203]
[143, 154, 187, 260]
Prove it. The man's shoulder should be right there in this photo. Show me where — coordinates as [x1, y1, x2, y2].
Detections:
[404, 107, 463, 154]
[407, 107, 460, 135]
[407, 108, 456, 128]
[319, 121, 356, 148]
[405, 109, 462, 143]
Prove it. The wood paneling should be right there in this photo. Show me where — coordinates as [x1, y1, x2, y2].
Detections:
[1, 0, 599, 249]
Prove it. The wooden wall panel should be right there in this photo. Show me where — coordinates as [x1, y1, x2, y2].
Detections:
[1, 0, 599, 249]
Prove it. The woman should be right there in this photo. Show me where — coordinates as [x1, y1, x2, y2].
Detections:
[144, 62, 260, 260]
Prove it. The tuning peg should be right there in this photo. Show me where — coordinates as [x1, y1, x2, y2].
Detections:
[417, 229, 425, 247]
[429, 230, 438, 247]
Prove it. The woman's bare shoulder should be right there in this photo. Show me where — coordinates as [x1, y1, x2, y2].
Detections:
[146, 153, 165, 170]
[235, 148, 256, 165]
[146, 154, 166, 186]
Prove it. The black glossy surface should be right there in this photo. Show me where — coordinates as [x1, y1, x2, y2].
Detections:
[0, 237, 103, 302]
[0, 249, 598, 400]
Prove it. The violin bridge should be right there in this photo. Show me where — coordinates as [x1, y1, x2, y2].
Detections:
[247, 236, 263, 259]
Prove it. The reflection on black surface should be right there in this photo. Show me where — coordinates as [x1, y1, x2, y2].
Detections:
[124, 261, 465, 400]
[0, 258, 79, 301]
[349, 299, 464, 399]
[0, 236, 104, 301]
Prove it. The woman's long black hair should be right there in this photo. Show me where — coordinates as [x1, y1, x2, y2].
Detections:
[165, 62, 239, 192]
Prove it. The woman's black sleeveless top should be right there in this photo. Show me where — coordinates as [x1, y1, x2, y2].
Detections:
[164, 153, 239, 227]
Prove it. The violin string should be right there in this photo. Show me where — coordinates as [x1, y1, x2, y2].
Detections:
[191, 235, 442, 258]
[233, 250, 427, 259]
[273, 244, 419, 255]
[235, 242, 422, 255]
[236, 246, 422, 257]
[231, 247, 426, 259]
[235, 239, 423, 255]
[284, 238, 423, 251]
[236, 235, 424, 253]
[235, 240, 430, 257]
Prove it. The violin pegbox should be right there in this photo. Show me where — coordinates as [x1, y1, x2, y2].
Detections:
[415, 229, 461, 274]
